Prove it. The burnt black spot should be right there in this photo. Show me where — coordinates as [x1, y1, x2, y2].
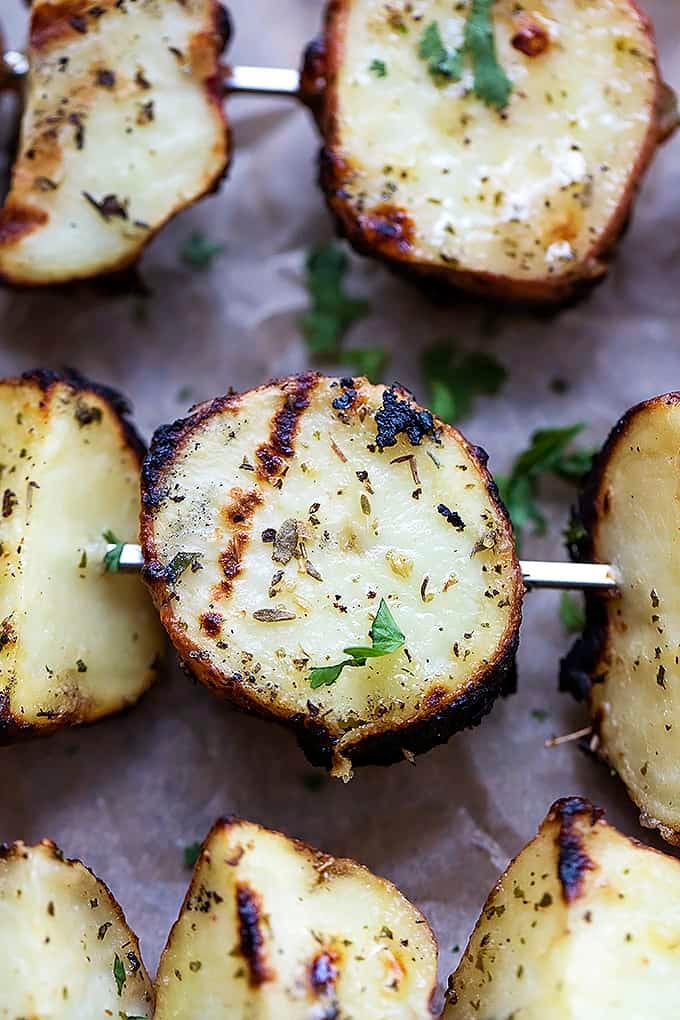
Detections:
[310, 950, 339, 993]
[374, 386, 438, 449]
[2, 490, 17, 518]
[552, 798, 602, 903]
[200, 612, 223, 638]
[332, 378, 357, 411]
[437, 504, 465, 531]
[82, 192, 128, 222]
[96, 68, 115, 87]
[236, 883, 273, 987]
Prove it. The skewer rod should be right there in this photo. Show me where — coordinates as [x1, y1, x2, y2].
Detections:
[0, 50, 28, 89]
[222, 65, 300, 97]
[110, 544, 618, 592]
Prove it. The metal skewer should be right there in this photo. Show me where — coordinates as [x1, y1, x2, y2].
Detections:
[109, 544, 619, 592]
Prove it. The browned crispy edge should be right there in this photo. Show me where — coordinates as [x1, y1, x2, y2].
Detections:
[560, 392, 680, 844]
[0, 837, 154, 1007]
[139, 372, 524, 772]
[300, 0, 671, 306]
[156, 815, 438, 1015]
[0, 0, 232, 287]
[0, 367, 163, 744]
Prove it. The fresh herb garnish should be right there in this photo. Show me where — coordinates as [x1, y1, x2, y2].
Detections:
[422, 342, 507, 421]
[301, 242, 369, 356]
[309, 598, 405, 689]
[113, 954, 126, 996]
[183, 842, 201, 869]
[103, 530, 124, 573]
[369, 58, 387, 77]
[418, 2, 512, 110]
[496, 425, 596, 546]
[419, 22, 462, 81]
[166, 551, 203, 584]
[560, 593, 585, 634]
[465, 0, 512, 111]
[181, 232, 224, 270]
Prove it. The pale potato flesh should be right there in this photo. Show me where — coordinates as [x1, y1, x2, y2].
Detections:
[445, 799, 680, 1019]
[0, 840, 153, 1018]
[142, 376, 521, 776]
[0, 0, 227, 284]
[587, 396, 680, 842]
[155, 818, 437, 1019]
[331, 0, 659, 286]
[0, 375, 164, 736]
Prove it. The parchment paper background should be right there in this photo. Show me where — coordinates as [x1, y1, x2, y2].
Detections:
[1, 0, 679, 1001]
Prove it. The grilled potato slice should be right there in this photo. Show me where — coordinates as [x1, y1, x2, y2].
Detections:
[0, 0, 229, 285]
[0, 838, 153, 1017]
[140, 374, 522, 778]
[562, 393, 680, 845]
[0, 370, 164, 741]
[155, 817, 437, 1019]
[302, 0, 671, 303]
[445, 797, 680, 1018]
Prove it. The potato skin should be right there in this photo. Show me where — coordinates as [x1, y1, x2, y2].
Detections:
[0, 0, 232, 287]
[140, 373, 523, 773]
[301, 0, 671, 305]
[0, 368, 162, 743]
[561, 393, 680, 844]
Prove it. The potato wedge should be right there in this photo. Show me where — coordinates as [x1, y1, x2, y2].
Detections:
[155, 817, 437, 1019]
[302, 0, 670, 303]
[0, 369, 164, 741]
[140, 374, 522, 777]
[445, 797, 680, 1018]
[0, 838, 153, 1017]
[0, 0, 229, 285]
[562, 393, 680, 844]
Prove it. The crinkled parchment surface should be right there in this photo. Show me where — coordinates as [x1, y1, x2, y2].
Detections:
[1, 0, 679, 999]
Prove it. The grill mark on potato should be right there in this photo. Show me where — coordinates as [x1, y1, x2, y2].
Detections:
[236, 882, 274, 987]
[553, 798, 602, 903]
[217, 533, 247, 599]
[199, 611, 223, 637]
[220, 487, 263, 527]
[0, 205, 49, 249]
[310, 947, 340, 994]
[357, 204, 415, 258]
[256, 373, 318, 481]
[214, 487, 263, 600]
[31, 0, 111, 51]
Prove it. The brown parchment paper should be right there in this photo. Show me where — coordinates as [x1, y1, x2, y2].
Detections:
[1, 0, 680, 1000]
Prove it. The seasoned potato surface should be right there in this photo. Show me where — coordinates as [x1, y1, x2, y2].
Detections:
[0, 370, 164, 740]
[0, 839, 153, 1018]
[446, 797, 680, 1018]
[306, 0, 667, 302]
[141, 374, 522, 776]
[0, 0, 229, 284]
[155, 817, 437, 1019]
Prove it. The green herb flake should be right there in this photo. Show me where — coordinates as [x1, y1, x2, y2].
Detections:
[418, 22, 462, 81]
[166, 551, 203, 584]
[113, 954, 126, 996]
[369, 58, 387, 77]
[530, 708, 549, 722]
[309, 598, 405, 688]
[422, 342, 507, 421]
[465, 0, 512, 111]
[102, 530, 124, 573]
[496, 425, 595, 548]
[300, 242, 371, 357]
[183, 842, 202, 870]
[180, 233, 224, 270]
[560, 593, 585, 634]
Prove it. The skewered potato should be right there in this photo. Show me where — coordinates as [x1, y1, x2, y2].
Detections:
[0, 838, 153, 1017]
[140, 373, 522, 778]
[445, 797, 680, 1018]
[155, 817, 437, 1019]
[562, 393, 680, 845]
[302, 0, 672, 303]
[0, 0, 230, 285]
[0, 370, 164, 741]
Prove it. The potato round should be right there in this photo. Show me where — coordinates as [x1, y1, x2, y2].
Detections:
[0, 0, 229, 285]
[0, 370, 164, 741]
[563, 393, 680, 845]
[141, 373, 522, 777]
[445, 797, 680, 1018]
[155, 817, 437, 1019]
[303, 0, 670, 303]
[0, 839, 153, 1017]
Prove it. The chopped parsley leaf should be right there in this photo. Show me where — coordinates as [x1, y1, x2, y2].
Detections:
[309, 599, 405, 688]
[300, 242, 371, 357]
[180, 232, 224, 270]
[369, 58, 387, 77]
[183, 842, 201, 870]
[113, 954, 126, 996]
[422, 342, 507, 421]
[465, 0, 512, 111]
[419, 22, 462, 81]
